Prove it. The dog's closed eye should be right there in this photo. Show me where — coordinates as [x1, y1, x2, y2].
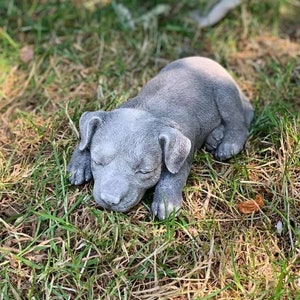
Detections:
[136, 163, 161, 176]
[92, 159, 104, 166]
[137, 169, 155, 175]
[91, 153, 114, 166]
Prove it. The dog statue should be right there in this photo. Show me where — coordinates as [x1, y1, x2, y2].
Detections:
[67, 56, 254, 219]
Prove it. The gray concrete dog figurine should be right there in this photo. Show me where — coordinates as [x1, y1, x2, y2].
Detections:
[67, 56, 254, 219]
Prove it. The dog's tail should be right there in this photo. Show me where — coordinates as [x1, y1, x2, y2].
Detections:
[239, 90, 254, 128]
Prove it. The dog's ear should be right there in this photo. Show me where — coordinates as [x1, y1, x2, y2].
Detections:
[159, 127, 191, 174]
[79, 111, 106, 151]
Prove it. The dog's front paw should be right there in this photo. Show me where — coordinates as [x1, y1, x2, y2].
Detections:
[67, 148, 92, 185]
[151, 200, 181, 220]
[151, 190, 182, 220]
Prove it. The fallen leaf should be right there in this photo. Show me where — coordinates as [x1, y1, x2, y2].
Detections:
[20, 45, 34, 63]
[237, 195, 264, 214]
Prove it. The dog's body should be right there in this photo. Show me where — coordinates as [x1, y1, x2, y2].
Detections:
[67, 57, 254, 219]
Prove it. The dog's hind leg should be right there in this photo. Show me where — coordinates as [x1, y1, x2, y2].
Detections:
[213, 83, 253, 161]
[205, 124, 225, 152]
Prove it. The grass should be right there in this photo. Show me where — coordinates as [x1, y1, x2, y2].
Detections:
[0, 0, 300, 299]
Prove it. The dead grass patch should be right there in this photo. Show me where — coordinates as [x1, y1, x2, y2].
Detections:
[227, 34, 300, 100]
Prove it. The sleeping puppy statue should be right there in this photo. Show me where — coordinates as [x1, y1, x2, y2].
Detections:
[67, 56, 254, 220]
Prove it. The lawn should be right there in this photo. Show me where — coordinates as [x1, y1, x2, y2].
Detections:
[0, 0, 300, 299]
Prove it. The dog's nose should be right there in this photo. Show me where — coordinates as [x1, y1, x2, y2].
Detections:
[100, 193, 121, 205]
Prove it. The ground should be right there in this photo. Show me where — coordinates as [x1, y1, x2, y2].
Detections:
[0, 0, 300, 299]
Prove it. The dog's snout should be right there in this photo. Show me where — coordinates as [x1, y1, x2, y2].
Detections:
[100, 193, 121, 205]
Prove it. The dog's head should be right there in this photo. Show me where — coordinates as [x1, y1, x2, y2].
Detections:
[78, 108, 191, 212]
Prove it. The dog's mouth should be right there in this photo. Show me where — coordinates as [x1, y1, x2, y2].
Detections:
[94, 190, 145, 213]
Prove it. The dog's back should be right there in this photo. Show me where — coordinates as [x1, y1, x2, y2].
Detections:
[120, 56, 253, 150]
